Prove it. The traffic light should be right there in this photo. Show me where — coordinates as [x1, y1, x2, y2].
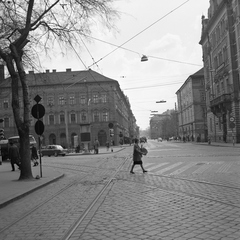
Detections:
[0, 128, 4, 139]
[109, 128, 114, 137]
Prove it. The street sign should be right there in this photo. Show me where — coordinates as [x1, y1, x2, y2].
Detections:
[35, 120, 45, 135]
[31, 104, 45, 119]
[229, 117, 235, 122]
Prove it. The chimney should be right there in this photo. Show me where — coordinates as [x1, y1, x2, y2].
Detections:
[66, 68, 71, 72]
[52, 69, 56, 73]
[46, 69, 50, 73]
[29, 70, 34, 74]
[0, 65, 4, 81]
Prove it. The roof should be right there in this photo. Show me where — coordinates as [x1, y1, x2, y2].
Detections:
[0, 69, 118, 88]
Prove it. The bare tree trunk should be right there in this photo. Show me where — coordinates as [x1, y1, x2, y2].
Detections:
[5, 53, 33, 180]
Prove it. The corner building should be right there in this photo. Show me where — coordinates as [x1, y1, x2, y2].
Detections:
[176, 68, 207, 142]
[200, 0, 240, 142]
[0, 67, 137, 148]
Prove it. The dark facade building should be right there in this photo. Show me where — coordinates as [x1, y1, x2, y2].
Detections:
[200, 0, 240, 142]
[0, 67, 138, 148]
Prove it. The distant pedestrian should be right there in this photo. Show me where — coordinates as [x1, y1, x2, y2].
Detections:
[94, 139, 100, 154]
[130, 138, 147, 174]
[106, 141, 110, 151]
[8, 142, 21, 171]
[31, 144, 39, 167]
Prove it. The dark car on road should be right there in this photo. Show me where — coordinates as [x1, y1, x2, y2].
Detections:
[41, 145, 68, 157]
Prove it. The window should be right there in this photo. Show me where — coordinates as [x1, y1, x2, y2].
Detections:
[48, 97, 54, 106]
[69, 96, 75, 105]
[80, 95, 86, 105]
[216, 84, 220, 96]
[102, 111, 108, 122]
[49, 115, 54, 125]
[71, 113, 76, 123]
[60, 114, 65, 124]
[218, 51, 223, 65]
[81, 112, 87, 122]
[59, 96, 65, 105]
[201, 92, 205, 101]
[3, 100, 8, 109]
[221, 81, 224, 94]
[101, 94, 107, 103]
[214, 56, 218, 69]
[93, 111, 100, 122]
[93, 94, 98, 103]
[4, 117, 9, 127]
[223, 46, 228, 62]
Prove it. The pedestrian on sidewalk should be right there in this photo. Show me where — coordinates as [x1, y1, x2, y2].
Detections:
[94, 139, 100, 154]
[130, 138, 147, 174]
[31, 144, 39, 167]
[106, 141, 110, 151]
[8, 142, 21, 171]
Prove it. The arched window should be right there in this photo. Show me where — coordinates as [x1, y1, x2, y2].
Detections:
[49, 133, 56, 145]
[102, 110, 109, 122]
[60, 133, 66, 147]
[93, 110, 100, 122]
[80, 111, 87, 122]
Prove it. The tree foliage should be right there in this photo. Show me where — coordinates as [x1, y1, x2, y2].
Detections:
[0, 0, 118, 180]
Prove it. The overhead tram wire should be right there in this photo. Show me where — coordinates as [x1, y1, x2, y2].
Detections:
[123, 81, 183, 91]
[58, 5, 124, 103]
[83, 34, 202, 67]
[88, 0, 192, 68]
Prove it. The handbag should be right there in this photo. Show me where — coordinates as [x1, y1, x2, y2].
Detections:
[141, 147, 148, 156]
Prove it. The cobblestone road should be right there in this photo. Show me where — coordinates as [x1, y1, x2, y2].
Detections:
[1, 143, 240, 240]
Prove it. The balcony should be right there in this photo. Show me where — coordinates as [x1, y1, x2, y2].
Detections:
[210, 93, 231, 107]
[210, 94, 232, 116]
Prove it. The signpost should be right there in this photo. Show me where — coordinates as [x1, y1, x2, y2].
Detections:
[229, 121, 236, 146]
[31, 95, 45, 177]
[108, 123, 114, 152]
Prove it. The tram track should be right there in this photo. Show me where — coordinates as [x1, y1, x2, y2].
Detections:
[61, 156, 130, 240]
[0, 156, 131, 239]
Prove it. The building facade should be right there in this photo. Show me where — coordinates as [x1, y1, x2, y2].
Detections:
[176, 68, 207, 142]
[0, 67, 137, 148]
[149, 109, 177, 140]
[200, 0, 240, 142]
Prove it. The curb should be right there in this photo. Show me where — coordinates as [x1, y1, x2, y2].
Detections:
[0, 173, 64, 209]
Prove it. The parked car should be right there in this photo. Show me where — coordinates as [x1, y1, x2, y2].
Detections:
[158, 137, 163, 142]
[140, 137, 147, 143]
[41, 145, 68, 157]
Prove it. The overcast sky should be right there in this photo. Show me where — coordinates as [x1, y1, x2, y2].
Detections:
[41, 0, 210, 130]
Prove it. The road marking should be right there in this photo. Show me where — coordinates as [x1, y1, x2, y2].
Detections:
[192, 163, 212, 174]
[145, 162, 169, 171]
[168, 162, 196, 175]
[149, 149, 179, 152]
[154, 162, 183, 174]
[216, 163, 232, 173]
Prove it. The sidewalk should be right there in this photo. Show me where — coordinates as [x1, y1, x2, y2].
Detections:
[193, 141, 240, 148]
[0, 145, 126, 209]
[172, 140, 240, 148]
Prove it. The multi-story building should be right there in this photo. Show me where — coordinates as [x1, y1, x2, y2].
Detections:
[176, 68, 207, 142]
[0, 66, 137, 148]
[200, 0, 240, 142]
[149, 109, 177, 140]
